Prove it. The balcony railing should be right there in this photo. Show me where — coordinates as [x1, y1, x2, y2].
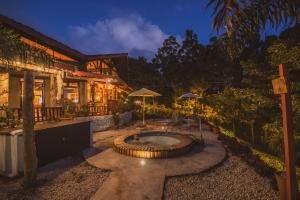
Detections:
[7, 107, 63, 124]
[5, 100, 118, 125]
[75, 104, 108, 116]
[34, 107, 63, 122]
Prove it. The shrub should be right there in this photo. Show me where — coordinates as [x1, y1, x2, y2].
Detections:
[112, 111, 120, 128]
[145, 103, 174, 118]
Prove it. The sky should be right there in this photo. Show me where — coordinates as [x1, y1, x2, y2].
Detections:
[0, 0, 216, 58]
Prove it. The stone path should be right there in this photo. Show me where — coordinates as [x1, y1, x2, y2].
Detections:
[83, 123, 226, 200]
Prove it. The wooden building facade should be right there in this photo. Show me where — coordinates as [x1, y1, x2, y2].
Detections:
[0, 15, 131, 123]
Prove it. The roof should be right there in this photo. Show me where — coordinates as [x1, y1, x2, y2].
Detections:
[0, 15, 129, 62]
[69, 70, 132, 92]
[86, 53, 128, 61]
[0, 14, 85, 61]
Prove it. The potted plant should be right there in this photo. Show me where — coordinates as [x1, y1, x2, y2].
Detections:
[62, 99, 76, 119]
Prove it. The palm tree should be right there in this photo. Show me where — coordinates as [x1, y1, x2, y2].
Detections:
[207, 0, 300, 37]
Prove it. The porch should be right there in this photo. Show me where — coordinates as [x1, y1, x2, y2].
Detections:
[0, 70, 121, 128]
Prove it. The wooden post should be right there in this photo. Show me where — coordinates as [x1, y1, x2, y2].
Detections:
[142, 96, 145, 125]
[278, 64, 298, 200]
[22, 70, 37, 187]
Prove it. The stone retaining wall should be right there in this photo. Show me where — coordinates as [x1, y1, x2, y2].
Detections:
[75, 111, 132, 132]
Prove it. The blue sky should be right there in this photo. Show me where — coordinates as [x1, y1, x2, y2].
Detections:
[1, 0, 216, 58]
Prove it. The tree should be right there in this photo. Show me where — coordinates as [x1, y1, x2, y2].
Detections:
[207, 0, 300, 37]
[153, 36, 181, 102]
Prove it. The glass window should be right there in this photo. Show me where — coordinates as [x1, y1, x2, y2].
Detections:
[63, 82, 79, 103]
[21, 79, 44, 107]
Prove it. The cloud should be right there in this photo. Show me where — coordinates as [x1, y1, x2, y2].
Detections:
[68, 14, 168, 59]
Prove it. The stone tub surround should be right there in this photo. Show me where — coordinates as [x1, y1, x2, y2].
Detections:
[75, 111, 132, 132]
[84, 123, 226, 200]
[113, 131, 196, 159]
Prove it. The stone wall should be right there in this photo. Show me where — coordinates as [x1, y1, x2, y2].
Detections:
[75, 111, 132, 132]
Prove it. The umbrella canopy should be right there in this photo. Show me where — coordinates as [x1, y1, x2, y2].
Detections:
[129, 88, 161, 97]
[178, 93, 198, 100]
[129, 88, 161, 126]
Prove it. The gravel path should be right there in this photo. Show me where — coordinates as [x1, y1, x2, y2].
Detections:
[164, 154, 279, 200]
[0, 156, 110, 200]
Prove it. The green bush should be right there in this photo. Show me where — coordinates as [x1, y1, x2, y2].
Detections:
[145, 103, 174, 118]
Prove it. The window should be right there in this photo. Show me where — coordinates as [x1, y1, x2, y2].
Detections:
[63, 82, 79, 103]
[94, 85, 103, 103]
[21, 79, 44, 107]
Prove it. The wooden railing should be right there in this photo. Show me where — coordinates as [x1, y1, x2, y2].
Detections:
[7, 107, 62, 123]
[6, 101, 118, 124]
[34, 107, 63, 122]
[75, 104, 108, 116]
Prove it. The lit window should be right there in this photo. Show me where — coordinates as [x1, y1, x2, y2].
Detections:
[63, 82, 79, 103]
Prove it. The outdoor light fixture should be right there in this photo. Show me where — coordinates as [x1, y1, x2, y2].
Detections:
[139, 159, 146, 166]
[134, 100, 141, 105]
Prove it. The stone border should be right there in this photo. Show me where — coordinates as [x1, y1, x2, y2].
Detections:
[75, 111, 132, 132]
[113, 131, 196, 159]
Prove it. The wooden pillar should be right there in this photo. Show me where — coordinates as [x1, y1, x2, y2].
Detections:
[8, 74, 21, 108]
[278, 64, 298, 200]
[22, 70, 37, 186]
[79, 82, 87, 105]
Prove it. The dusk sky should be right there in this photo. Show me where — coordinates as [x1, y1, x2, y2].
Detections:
[1, 1, 215, 58]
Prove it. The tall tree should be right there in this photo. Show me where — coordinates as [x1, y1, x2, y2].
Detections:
[207, 0, 300, 39]
[153, 36, 181, 101]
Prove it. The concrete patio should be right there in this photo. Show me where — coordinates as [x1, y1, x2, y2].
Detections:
[83, 122, 226, 200]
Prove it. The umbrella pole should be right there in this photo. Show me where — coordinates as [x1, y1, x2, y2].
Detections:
[143, 96, 145, 125]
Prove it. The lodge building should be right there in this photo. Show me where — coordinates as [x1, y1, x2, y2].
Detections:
[0, 15, 131, 123]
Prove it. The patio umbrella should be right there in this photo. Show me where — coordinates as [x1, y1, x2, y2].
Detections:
[178, 92, 199, 100]
[129, 88, 161, 125]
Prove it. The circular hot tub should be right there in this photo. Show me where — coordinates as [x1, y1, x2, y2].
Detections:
[113, 131, 195, 159]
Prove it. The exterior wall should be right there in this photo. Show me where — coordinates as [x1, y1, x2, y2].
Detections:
[44, 78, 51, 107]
[8, 75, 21, 108]
[79, 82, 87, 105]
[86, 81, 91, 102]
[49, 74, 57, 107]
[45, 74, 62, 107]
[75, 111, 132, 132]
[0, 73, 9, 106]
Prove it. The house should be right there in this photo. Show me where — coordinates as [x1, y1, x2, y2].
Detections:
[0, 15, 133, 177]
[0, 14, 131, 123]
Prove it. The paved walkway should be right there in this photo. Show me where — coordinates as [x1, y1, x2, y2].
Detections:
[83, 123, 226, 200]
